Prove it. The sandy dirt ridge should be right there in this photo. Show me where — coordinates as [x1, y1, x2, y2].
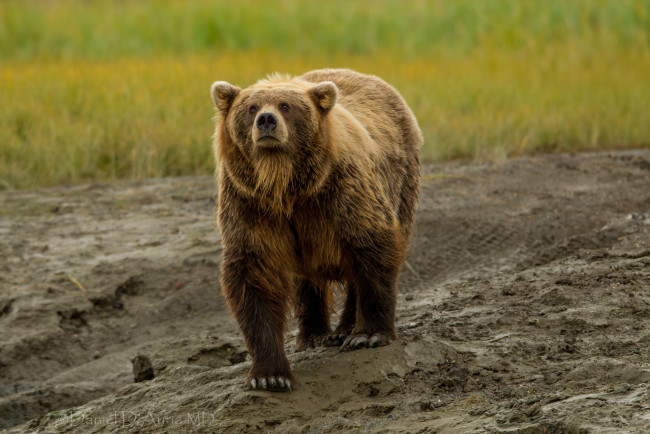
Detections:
[1, 150, 649, 433]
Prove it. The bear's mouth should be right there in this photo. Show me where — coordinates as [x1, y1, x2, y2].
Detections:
[256, 135, 282, 148]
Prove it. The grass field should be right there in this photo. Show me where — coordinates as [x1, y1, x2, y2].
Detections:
[1, 0, 649, 189]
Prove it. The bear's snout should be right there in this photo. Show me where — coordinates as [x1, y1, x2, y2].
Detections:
[252, 108, 288, 146]
[256, 112, 278, 134]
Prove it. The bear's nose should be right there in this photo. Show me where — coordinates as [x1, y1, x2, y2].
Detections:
[256, 112, 278, 133]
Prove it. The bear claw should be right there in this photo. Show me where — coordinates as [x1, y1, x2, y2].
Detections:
[324, 332, 349, 347]
[246, 376, 292, 392]
[296, 333, 328, 351]
[341, 332, 392, 350]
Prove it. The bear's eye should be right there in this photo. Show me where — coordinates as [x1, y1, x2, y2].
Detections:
[279, 102, 290, 112]
[248, 104, 258, 114]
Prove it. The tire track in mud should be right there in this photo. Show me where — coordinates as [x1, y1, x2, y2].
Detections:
[1, 151, 649, 432]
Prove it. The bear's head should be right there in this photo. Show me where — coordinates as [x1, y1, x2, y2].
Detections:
[211, 76, 339, 207]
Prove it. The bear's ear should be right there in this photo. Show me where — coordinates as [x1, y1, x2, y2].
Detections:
[308, 81, 338, 113]
[211, 81, 242, 114]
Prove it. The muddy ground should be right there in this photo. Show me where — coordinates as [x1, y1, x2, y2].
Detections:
[1, 150, 649, 433]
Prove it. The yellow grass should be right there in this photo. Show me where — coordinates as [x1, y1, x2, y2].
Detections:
[1, 0, 649, 189]
[2, 49, 649, 189]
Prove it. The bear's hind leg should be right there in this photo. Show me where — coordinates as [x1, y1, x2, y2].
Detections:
[324, 282, 357, 346]
[341, 233, 403, 350]
[295, 279, 332, 351]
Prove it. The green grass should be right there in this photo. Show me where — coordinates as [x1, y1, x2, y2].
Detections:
[1, 0, 649, 189]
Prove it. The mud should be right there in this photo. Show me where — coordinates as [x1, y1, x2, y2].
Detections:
[1, 151, 649, 433]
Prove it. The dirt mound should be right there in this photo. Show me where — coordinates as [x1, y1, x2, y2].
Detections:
[1, 151, 649, 432]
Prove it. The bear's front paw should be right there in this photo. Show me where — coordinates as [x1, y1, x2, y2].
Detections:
[245, 374, 293, 392]
[341, 331, 394, 350]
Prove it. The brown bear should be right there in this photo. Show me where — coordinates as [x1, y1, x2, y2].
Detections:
[210, 69, 421, 391]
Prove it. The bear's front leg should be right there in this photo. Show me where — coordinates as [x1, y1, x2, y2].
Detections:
[221, 254, 294, 391]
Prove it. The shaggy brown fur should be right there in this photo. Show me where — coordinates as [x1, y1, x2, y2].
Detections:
[211, 69, 422, 391]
